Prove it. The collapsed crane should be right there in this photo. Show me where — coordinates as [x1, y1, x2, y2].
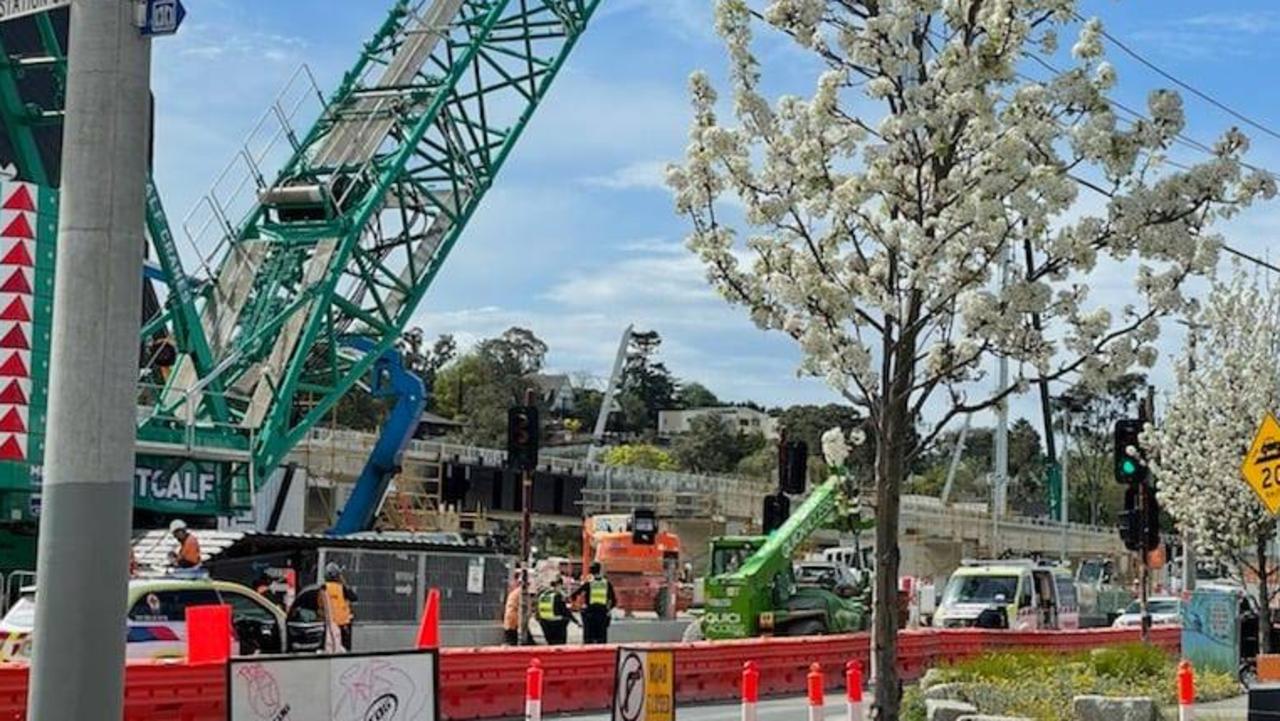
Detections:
[0, 0, 604, 535]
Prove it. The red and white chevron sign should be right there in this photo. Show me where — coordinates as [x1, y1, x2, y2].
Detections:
[0, 182, 36, 461]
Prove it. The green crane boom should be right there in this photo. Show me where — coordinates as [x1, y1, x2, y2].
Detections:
[137, 0, 603, 509]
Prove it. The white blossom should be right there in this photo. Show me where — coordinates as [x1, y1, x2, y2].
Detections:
[1149, 267, 1280, 599]
[821, 426, 850, 467]
[671, 2, 1270, 714]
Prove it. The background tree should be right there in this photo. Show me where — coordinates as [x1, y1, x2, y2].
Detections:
[601, 444, 681, 471]
[669, 2, 1269, 716]
[434, 327, 550, 446]
[677, 382, 721, 408]
[673, 415, 767, 474]
[1057, 373, 1146, 524]
[622, 330, 678, 429]
[1149, 268, 1280, 649]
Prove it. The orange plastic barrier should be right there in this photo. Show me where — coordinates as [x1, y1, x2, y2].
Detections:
[0, 626, 1179, 720]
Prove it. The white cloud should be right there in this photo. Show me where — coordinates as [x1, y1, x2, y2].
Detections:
[583, 160, 671, 191]
[1184, 11, 1280, 34]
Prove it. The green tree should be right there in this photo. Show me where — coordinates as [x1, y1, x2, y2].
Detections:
[621, 330, 677, 430]
[676, 382, 720, 409]
[601, 444, 680, 471]
[1057, 373, 1147, 525]
[672, 415, 766, 474]
[433, 327, 549, 446]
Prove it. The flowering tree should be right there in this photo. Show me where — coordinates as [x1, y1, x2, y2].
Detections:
[1148, 268, 1280, 649]
[667, 1, 1272, 716]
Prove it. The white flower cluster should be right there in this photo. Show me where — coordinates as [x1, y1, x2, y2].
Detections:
[1148, 267, 1280, 567]
[821, 426, 850, 468]
[668, 0, 1270, 430]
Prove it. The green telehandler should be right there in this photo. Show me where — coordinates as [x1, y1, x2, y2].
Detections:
[692, 474, 872, 640]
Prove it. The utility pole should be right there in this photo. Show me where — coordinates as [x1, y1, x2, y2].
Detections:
[992, 246, 1011, 555]
[29, 3, 151, 720]
[1139, 385, 1157, 643]
[1060, 420, 1070, 562]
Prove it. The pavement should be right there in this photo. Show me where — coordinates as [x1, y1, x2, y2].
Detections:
[1192, 695, 1247, 720]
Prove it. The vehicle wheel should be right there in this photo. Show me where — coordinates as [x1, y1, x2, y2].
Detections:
[681, 618, 704, 642]
[784, 619, 826, 638]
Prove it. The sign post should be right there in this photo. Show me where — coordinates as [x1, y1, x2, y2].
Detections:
[1242, 412, 1280, 515]
[612, 648, 675, 721]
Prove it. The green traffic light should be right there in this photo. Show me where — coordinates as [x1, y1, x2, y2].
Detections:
[1121, 458, 1137, 476]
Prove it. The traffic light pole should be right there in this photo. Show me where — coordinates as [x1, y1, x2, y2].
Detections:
[517, 389, 535, 647]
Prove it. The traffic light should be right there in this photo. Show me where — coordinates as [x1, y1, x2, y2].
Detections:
[779, 440, 808, 495]
[1114, 419, 1146, 484]
[1120, 478, 1161, 552]
[506, 405, 540, 472]
[763, 492, 790, 533]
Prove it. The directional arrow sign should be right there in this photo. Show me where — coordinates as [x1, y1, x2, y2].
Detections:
[1242, 412, 1280, 514]
[0, 0, 69, 22]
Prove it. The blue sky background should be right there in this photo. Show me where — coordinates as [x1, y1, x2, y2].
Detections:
[149, 0, 1280, 423]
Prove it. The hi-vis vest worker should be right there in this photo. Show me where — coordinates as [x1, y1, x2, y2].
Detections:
[325, 581, 353, 626]
[537, 591, 562, 622]
[589, 580, 609, 607]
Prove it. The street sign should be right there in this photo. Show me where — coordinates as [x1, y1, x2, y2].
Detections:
[0, 0, 68, 23]
[612, 648, 675, 721]
[1242, 412, 1280, 514]
[140, 0, 185, 36]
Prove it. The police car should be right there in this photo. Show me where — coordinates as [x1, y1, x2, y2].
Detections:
[0, 574, 325, 660]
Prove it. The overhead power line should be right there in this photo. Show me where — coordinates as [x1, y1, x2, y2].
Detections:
[1092, 23, 1280, 145]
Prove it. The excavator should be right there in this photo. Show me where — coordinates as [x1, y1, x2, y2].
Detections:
[694, 475, 872, 640]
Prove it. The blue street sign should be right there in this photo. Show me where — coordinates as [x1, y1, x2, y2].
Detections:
[141, 0, 186, 37]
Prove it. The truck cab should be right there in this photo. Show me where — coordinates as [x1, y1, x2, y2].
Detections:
[934, 560, 1079, 630]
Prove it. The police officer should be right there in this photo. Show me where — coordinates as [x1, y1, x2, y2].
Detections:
[570, 562, 616, 644]
[536, 576, 577, 646]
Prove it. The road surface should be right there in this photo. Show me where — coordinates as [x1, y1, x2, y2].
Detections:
[547, 693, 1251, 721]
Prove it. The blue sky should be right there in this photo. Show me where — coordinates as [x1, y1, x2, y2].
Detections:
[150, 0, 1280, 421]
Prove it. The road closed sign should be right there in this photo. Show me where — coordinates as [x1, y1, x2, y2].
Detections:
[612, 648, 675, 721]
[1242, 412, 1280, 514]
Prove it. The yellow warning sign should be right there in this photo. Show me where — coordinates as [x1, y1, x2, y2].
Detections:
[1242, 412, 1280, 515]
[613, 648, 675, 721]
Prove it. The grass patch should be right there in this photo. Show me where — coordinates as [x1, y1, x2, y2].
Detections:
[902, 644, 1238, 721]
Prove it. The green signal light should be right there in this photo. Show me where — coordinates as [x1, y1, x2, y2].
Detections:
[1121, 459, 1138, 475]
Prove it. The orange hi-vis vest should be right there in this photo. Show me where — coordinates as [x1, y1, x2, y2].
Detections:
[325, 582, 353, 626]
[178, 535, 201, 566]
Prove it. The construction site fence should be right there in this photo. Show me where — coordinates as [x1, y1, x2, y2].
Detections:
[0, 626, 1179, 720]
[318, 547, 512, 624]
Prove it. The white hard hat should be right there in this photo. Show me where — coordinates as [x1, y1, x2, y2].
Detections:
[169, 519, 187, 533]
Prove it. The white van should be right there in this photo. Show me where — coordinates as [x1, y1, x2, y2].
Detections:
[933, 560, 1080, 631]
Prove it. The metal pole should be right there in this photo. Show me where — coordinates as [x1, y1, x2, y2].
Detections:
[29, 3, 151, 719]
[518, 389, 534, 646]
[994, 248, 1011, 521]
[586, 325, 632, 464]
[1061, 420, 1070, 562]
[940, 415, 971, 506]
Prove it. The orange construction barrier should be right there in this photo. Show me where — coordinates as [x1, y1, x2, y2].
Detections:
[185, 604, 231, 664]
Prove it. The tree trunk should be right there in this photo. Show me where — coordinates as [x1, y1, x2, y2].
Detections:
[1259, 538, 1272, 655]
[871, 367, 911, 720]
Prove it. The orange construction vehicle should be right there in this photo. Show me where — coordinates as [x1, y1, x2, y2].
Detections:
[581, 510, 691, 616]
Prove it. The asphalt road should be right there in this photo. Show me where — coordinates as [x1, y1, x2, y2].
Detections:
[552, 695, 852, 721]
[547, 693, 1251, 721]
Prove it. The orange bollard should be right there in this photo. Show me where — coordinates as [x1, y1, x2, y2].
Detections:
[416, 587, 441, 649]
[845, 661, 864, 721]
[1178, 660, 1195, 721]
[525, 658, 544, 721]
[742, 661, 760, 721]
[808, 663, 825, 721]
